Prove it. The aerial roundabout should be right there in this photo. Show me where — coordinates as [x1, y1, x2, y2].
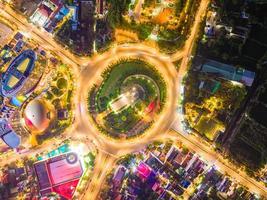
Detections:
[76, 44, 179, 151]
[88, 58, 166, 139]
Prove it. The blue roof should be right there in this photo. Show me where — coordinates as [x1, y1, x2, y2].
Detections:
[55, 6, 69, 20]
[68, 5, 78, 31]
[2, 131, 21, 148]
[34, 162, 51, 190]
[181, 180, 191, 188]
[1, 49, 37, 97]
[10, 96, 23, 107]
[202, 59, 255, 86]
[0, 119, 21, 148]
[202, 60, 235, 74]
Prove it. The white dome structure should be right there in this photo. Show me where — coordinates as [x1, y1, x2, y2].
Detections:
[23, 99, 51, 133]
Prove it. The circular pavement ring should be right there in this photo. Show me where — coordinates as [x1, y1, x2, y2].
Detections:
[122, 74, 160, 100]
[77, 45, 178, 155]
[93, 61, 164, 137]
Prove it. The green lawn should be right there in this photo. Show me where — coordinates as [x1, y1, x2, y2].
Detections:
[104, 106, 140, 134]
[96, 59, 166, 112]
[195, 116, 220, 141]
[90, 59, 167, 138]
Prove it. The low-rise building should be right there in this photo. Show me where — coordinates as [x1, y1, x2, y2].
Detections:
[113, 165, 126, 185]
[30, 0, 63, 28]
[201, 59, 255, 86]
[57, 108, 69, 120]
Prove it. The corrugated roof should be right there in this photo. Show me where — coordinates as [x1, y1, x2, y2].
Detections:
[201, 59, 255, 86]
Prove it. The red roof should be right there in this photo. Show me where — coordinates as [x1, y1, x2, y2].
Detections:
[53, 179, 79, 200]
[38, 4, 53, 17]
[145, 101, 156, 113]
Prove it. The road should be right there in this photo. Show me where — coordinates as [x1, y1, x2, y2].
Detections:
[0, 0, 267, 198]
[79, 153, 116, 200]
[0, 4, 90, 70]
[76, 44, 178, 199]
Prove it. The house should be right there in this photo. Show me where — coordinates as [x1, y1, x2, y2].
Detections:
[174, 152, 186, 165]
[113, 166, 126, 185]
[184, 155, 199, 172]
[180, 152, 193, 167]
[165, 146, 180, 163]
[30, 0, 63, 28]
[199, 79, 221, 95]
[68, 5, 79, 31]
[72, 0, 95, 55]
[57, 108, 69, 120]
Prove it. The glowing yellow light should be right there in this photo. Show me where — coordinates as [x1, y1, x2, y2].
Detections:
[70, 143, 86, 156]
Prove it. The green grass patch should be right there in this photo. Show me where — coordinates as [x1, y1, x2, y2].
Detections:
[96, 59, 166, 112]
[57, 77, 68, 89]
[104, 106, 140, 134]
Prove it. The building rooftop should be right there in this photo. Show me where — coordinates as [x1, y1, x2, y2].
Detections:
[0, 119, 21, 148]
[23, 99, 51, 133]
[201, 59, 255, 86]
[1, 49, 37, 97]
[34, 152, 83, 199]
[113, 166, 126, 184]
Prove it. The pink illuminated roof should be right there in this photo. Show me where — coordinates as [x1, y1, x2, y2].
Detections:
[53, 179, 79, 199]
[48, 159, 83, 185]
[137, 162, 152, 179]
[34, 152, 84, 200]
[38, 4, 53, 17]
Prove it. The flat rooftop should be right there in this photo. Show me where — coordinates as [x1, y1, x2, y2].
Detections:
[6, 75, 20, 88]
[34, 152, 83, 199]
[17, 58, 30, 73]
